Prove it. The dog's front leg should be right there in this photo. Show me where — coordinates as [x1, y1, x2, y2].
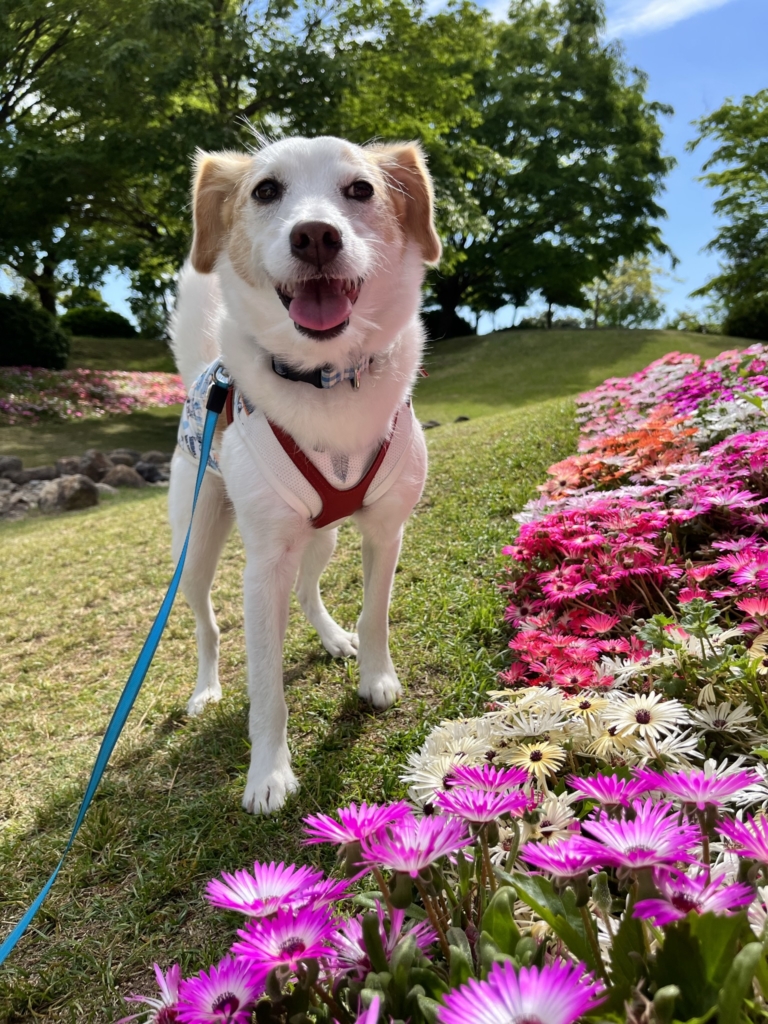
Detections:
[356, 525, 405, 709]
[241, 540, 305, 814]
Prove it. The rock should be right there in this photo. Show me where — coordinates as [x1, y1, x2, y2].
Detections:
[420, 420, 441, 430]
[56, 455, 81, 477]
[454, 415, 470, 423]
[5, 465, 58, 484]
[140, 450, 173, 465]
[79, 449, 114, 482]
[101, 465, 147, 488]
[0, 478, 15, 494]
[108, 448, 142, 466]
[134, 460, 166, 483]
[0, 456, 22, 477]
[96, 482, 119, 496]
[38, 474, 99, 513]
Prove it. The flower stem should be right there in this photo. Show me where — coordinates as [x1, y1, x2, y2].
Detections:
[579, 905, 607, 979]
[415, 877, 452, 962]
[371, 865, 396, 919]
[479, 825, 498, 894]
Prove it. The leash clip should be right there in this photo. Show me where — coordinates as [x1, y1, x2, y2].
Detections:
[206, 362, 232, 412]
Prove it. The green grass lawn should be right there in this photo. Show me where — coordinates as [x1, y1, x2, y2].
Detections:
[0, 326, 749, 1020]
[0, 328, 740, 465]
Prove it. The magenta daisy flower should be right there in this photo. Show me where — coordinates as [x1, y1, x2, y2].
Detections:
[231, 905, 337, 977]
[436, 959, 605, 1024]
[447, 763, 529, 790]
[205, 861, 325, 917]
[332, 904, 436, 977]
[633, 867, 754, 926]
[718, 813, 768, 863]
[352, 996, 381, 1024]
[579, 799, 701, 871]
[360, 815, 474, 877]
[638, 768, 762, 811]
[568, 773, 652, 808]
[519, 837, 607, 878]
[434, 787, 529, 823]
[118, 963, 181, 1024]
[302, 801, 412, 846]
[176, 958, 262, 1024]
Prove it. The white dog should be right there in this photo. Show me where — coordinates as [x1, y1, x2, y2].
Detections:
[168, 135, 441, 814]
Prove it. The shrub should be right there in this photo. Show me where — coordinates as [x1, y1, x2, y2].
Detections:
[723, 294, 768, 341]
[0, 294, 70, 369]
[60, 304, 137, 338]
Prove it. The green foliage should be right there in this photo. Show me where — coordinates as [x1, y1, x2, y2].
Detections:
[584, 255, 667, 329]
[724, 295, 768, 341]
[689, 90, 768, 323]
[60, 305, 136, 338]
[0, 293, 70, 369]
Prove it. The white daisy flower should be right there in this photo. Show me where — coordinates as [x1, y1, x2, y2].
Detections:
[605, 692, 689, 741]
[632, 728, 703, 768]
[691, 701, 757, 735]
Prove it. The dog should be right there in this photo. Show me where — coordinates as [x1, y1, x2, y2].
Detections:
[168, 135, 441, 814]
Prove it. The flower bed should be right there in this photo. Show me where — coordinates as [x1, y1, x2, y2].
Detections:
[118, 345, 768, 1024]
[0, 367, 185, 424]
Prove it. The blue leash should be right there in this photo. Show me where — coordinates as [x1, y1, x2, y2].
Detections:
[0, 364, 231, 967]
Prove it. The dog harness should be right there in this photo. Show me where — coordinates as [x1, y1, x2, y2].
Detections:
[177, 361, 416, 529]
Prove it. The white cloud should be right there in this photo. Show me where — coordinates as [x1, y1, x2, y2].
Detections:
[606, 0, 737, 37]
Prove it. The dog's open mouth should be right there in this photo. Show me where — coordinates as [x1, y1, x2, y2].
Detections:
[276, 278, 361, 340]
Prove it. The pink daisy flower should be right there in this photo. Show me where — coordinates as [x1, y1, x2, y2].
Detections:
[568, 773, 652, 808]
[302, 801, 412, 846]
[231, 905, 337, 978]
[519, 837, 607, 878]
[434, 787, 529, 823]
[351, 996, 381, 1024]
[447, 763, 529, 791]
[331, 904, 436, 977]
[581, 612, 620, 634]
[176, 958, 262, 1024]
[360, 815, 474, 877]
[117, 963, 181, 1024]
[436, 959, 605, 1024]
[718, 814, 768, 863]
[737, 596, 768, 618]
[633, 867, 754, 927]
[638, 768, 762, 811]
[205, 861, 325, 917]
[579, 799, 701, 871]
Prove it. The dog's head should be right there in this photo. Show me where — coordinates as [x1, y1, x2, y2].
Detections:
[189, 136, 441, 363]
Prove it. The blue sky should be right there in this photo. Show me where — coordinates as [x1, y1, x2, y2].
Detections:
[101, 0, 766, 329]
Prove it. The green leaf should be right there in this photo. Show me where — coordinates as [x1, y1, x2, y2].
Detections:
[606, 896, 645, 1008]
[447, 930, 474, 989]
[477, 931, 514, 976]
[415, 994, 441, 1024]
[690, 912, 749, 987]
[511, 873, 593, 968]
[362, 913, 390, 975]
[481, 886, 522, 956]
[717, 942, 765, 1024]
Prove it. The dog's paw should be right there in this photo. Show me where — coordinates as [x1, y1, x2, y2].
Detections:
[186, 684, 222, 717]
[320, 626, 359, 659]
[242, 765, 299, 815]
[359, 669, 402, 710]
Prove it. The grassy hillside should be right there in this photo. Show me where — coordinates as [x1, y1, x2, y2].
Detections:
[0, 328, 743, 464]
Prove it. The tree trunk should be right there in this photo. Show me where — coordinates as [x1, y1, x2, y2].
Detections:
[30, 258, 59, 315]
[546, 302, 553, 329]
[593, 293, 599, 330]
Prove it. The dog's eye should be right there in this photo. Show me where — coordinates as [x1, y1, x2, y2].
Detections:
[345, 180, 374, 201]
[253, 179, 282, 203]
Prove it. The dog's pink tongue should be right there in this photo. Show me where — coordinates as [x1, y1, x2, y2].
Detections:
[289, 279, 352, 332]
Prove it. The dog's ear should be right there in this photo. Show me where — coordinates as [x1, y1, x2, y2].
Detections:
[190, 150, 253, 274]
[370, 143, 442, 265]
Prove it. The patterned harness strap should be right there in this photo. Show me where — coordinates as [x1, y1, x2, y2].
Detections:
[224, 386, 397, 529]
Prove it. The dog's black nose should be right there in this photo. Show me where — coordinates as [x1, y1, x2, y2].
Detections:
[290, 221, 343, 268]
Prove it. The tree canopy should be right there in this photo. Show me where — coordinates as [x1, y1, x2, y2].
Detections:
[0, 0, 674, 335]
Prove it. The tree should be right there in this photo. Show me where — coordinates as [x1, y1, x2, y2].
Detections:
[688, 90, 768, 320]
[584, 255, 665, 328]
[425, 0, 673, 334]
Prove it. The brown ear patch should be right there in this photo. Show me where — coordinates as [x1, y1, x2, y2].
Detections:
[190, 150, 253, 274]
[369, 143, 442, 265]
